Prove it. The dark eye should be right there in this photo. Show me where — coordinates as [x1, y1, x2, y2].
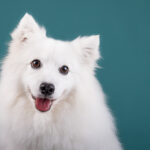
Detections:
[59, 65, 69, 75]
[31, 59, 41, 69]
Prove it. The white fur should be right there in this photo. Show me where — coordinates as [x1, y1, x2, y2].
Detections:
[0, 13, 123, 150]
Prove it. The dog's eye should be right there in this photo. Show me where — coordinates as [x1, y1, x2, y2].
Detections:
[59, 65, 69, 75]
[31, 59, 41, 69]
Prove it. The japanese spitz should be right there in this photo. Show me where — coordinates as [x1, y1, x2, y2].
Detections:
[0, 13, 122, 150]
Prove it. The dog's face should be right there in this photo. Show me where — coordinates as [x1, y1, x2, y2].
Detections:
[22, 39, 79, 112]
[9, 13, 100, 112]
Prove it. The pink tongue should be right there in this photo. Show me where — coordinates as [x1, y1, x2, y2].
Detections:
[35, 98, 52, 112]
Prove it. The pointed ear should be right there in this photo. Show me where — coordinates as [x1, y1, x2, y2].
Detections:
[11, 13, 46, 42]
[74, 35, 100, 67]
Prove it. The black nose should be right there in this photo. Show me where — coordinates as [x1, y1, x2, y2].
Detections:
[40, 83, 55, 96]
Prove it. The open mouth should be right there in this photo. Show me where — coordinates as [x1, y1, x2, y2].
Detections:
[32, 95, 54, 112]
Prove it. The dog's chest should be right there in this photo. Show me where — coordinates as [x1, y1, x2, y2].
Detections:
[8, 114, 80, 150]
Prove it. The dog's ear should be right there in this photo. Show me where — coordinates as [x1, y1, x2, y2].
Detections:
[73, 35, 100, 68]
[11, 13, 46, 42]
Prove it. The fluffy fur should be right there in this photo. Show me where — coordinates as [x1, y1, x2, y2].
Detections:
[0, 13, 123, 150]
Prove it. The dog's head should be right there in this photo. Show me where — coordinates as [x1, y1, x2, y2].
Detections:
[9, 13, 100, 112]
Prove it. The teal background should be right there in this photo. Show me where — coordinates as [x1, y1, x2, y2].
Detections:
[0, 0, 149, 149]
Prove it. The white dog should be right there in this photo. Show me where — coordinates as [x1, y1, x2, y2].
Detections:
[0, 13, 123, 150]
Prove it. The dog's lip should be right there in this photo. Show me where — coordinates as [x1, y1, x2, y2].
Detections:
[32, 95, 36, 100]
[31, 95, 55, 101]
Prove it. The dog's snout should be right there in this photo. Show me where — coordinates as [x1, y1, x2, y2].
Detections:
[40, 83, 55, 96]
